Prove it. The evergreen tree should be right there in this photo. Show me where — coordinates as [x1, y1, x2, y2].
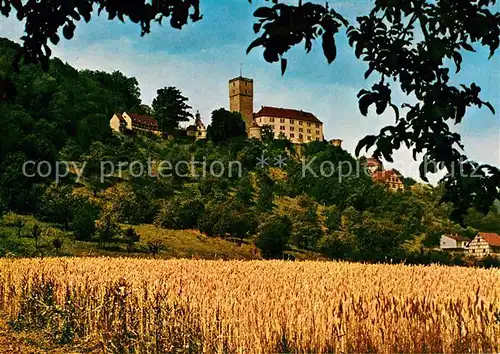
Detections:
[152, 87, 193, 132]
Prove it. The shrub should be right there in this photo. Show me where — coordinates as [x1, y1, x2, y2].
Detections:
[95, 213, 120, 247]
[71, 201, 99, 241]
[38, 184, 75, 228]
[255, 215, 292, 259]
[155, 197, 204, 230]
[147, 237, 166, 258]
[123, 227, 140, 252]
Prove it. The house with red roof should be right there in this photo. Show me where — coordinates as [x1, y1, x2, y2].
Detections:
[110, 112, 160, 136]
[467, 232, 500, 256]
[371, 169, 405, 192]
[440, 234, 470, 251]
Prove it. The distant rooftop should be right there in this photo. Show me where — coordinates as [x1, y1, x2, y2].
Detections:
[254, 106, 322, 124]
[229, 76, 253, 82]
[479, 232, 500, 247]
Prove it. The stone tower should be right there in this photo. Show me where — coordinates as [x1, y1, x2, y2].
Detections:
[229, 76, 254, 131]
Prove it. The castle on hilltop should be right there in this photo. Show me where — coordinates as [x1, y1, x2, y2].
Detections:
[229, 75, 341, 147]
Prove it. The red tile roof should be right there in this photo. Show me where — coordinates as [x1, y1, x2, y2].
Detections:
[128, 113, 159, 128]
[479, 232, 500, 247]
[372, 170, 399, 182]
[254, 106, 322, 124]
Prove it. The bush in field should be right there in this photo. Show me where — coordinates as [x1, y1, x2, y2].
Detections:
[256, 215, 292, 259]
[123, 227, 140, 252]
[95, 213, 120, 247]
[71, 200, 99, 241]
[2, 212, 26, 237]
[38, 183, 75, 229]
[52, 237, 63, 251]
[147, 236, 166, 258]
[31, 223, 42, 248]
[318, 232, 352, 260]
[325, 205, 341, 233]
[155, 197, 204, 230]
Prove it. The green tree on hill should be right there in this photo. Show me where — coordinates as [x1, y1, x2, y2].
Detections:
[152, 86, 193, 132]
[71, 200, 99, 241]
[256, 215, 292, 259]
[206, 109, 247, 144]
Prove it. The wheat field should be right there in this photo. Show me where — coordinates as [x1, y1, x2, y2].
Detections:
[0, 258, 499, 353]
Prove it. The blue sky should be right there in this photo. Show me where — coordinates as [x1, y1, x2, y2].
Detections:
[1, 0, 498, 182]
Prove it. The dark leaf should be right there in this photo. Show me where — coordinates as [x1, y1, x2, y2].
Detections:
[263, 48, 279, 63]
[419, 162, 430, 182]
[460, 42, 476, 52]
[455, 103, 466, 124]
[50, 34, 60, 45]
[375, 100, 388, 115]
[63, 22, 76, 40]
[355, 135, 377, 156]
[452, 51, 462, 73]
[11, 0, 22, 10]
[358, 94, 375, 116]
[253, 7, 274, 18]
[364, 66, 375, 79]
[246, 37, 264, 54]
[322, 32, 336, 64]
[280, 58, 287, 76]
[483, 101, 496, 115]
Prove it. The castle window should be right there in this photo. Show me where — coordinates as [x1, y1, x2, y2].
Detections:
[316, 130, 320, 135]
[290, 133, 295, 138]
[316, 137, 320, 141]
[307, 122, 311, 127]
[290, 127, 295, 132]
[307, 136, 312, 141]
[315, 123, 320, 128]
[299, 134, 303, 140]
[290, 120, 295, 124]
[299, 128, 303, 132]
[307, 129, 311, 133]
[280, 125, 285, 130]
[298, 121, 303, 125]
[270, 118, 275, 122]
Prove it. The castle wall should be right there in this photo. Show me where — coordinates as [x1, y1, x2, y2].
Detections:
[255, 115, 324, 144]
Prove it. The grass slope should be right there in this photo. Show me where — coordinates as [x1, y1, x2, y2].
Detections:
[0, 213, 260, 260]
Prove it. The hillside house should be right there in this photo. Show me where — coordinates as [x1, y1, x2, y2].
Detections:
[110, 112, 160, 135]
[467, 232, 500, 256]
[365, 157, 383, 174]
[372, 169, 405, 192]
[440, 234, 470, 251]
